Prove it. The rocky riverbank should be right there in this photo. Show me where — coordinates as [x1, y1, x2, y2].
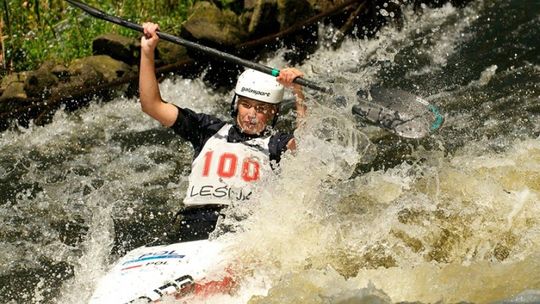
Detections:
[0, 0, 470, 131]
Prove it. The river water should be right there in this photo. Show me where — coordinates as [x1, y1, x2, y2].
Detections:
[1, 0, 539, 303]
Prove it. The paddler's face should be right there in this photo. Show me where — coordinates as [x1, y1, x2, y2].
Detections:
[236, 97, 277, 135]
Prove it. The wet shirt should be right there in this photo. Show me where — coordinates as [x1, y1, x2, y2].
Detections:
[170, 106, 293, 164]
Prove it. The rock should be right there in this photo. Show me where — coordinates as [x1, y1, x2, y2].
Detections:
[1, 81, 27, 101]
[244, 0, 258, 9]
[69, 55, 133, 84]
[247, 0, 280, 37]
[63, 62, 104, 92]
[0, 72, 28, 115]
[156, 41, 189, 66]
[1, 72, 26, 94]
[52, 55, 136, 102]
[0, 72, 28, 102]
[277, 0, 315, 30]
[276, 0, 318, 64]
[24, 61, 59, 98]
[51, 64, 70, 80]
[307, 0, 339, 12]
[182, 1, 248, 46]
[92, 34, 140, 65]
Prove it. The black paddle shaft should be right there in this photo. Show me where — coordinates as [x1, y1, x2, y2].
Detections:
[65, 0, 331, 93]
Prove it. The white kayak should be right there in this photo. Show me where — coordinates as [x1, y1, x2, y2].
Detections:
[89, 239, 234, 303]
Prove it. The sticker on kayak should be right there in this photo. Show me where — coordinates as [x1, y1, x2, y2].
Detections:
[128, 275, 195, 303]
[122, 250, 186, 265]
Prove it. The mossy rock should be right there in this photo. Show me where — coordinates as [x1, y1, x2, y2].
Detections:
[51, 64, 70, 81]
[93, 34, 141, 66]
[247, 0, 280, 37]
[24, 61, 59, 98]
[306, 0, 336, 12]
[1, 72, 27, 94]
[2, 81, 27, 100]
[156, 41, 189, 66]
[69, 55, 133, 84]
[0, 72, 28, 115]
[277, 0, 315, 30]
[244, 0, 259, 9]
[56, 63, 104, 96]
[0, 79, 27, 103]
[182, 1, 248, 46]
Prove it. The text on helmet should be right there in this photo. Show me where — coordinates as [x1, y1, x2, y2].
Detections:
[241, 87, 271, 97]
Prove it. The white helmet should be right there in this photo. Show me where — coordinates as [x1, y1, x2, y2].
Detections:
[234, 69, 284, 104]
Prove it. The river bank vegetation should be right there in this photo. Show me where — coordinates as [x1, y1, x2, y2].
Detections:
[1, 0, 469, 74]
[1, 0, 226, 73]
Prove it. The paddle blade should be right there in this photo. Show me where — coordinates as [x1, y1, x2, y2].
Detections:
[352, 87, 444, 139]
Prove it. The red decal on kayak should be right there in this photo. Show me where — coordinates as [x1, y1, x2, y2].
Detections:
[121, 264, 143, 271]
[194, 275, 236, 297]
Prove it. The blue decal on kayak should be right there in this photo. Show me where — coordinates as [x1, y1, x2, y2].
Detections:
[122, 254, 186, 265]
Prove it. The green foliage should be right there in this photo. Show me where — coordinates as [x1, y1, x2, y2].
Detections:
[2, 0, 196, 72]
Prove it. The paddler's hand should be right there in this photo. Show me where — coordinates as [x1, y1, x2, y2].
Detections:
[278, 68, 306, 125]
[277, 68, 304, 93]
[141, 22, 160, 56]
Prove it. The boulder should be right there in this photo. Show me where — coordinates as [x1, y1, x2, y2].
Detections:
[0, 72, 27, 102]
[1, 72, 26, 95]
[277, 0, 315, 30]
[244, 0, 258, 9]
[92, 34, 140, 65]
[0, 72, 28, 116]
[182, 1, 248, 46]
[156, 41, 189, 66]
[307, 0, 341, 12]
[1, 81, 27, 101]
[24, 61, 59, 98]
[51, 64, 70, 81]
[68, 55, 133, 84]
[62, 62, 105, 94]
[247, 0, 280, 37]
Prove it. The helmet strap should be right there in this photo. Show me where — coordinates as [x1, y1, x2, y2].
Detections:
[271, 106, 280, 128]
[230, 94, 238, 118]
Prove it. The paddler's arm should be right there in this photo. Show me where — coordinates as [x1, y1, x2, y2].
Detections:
[139, 22, 179, 127]
[276, 68, 306, 151]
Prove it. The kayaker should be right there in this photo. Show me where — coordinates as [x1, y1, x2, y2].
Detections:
[140, 22, 306, 242]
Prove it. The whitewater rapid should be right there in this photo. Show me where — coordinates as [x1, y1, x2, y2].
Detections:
[1, 0, 539, 303]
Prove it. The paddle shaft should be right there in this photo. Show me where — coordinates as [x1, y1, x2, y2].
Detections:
[65, 0, 331, 93]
